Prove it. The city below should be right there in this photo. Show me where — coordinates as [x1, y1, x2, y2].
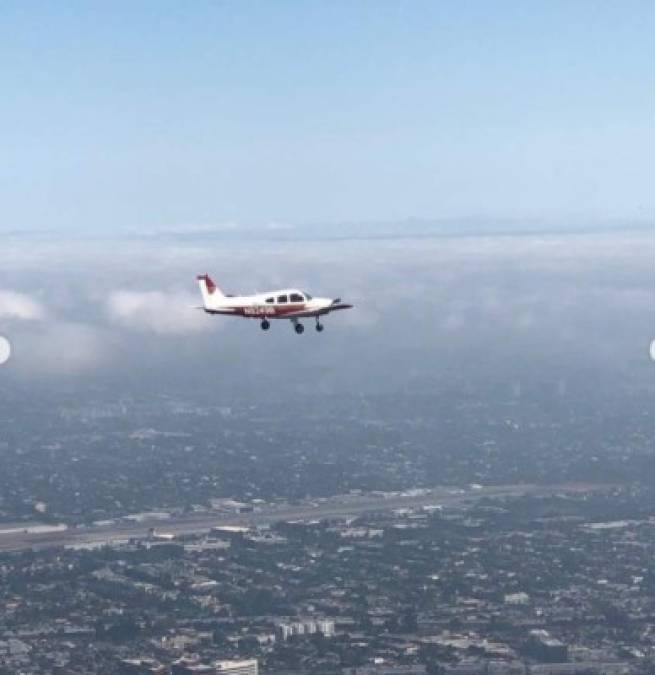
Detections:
[3, 377, 655, 674]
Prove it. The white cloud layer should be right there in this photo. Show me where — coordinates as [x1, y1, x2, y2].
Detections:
[106, 290, 212, 335]
[4, 228, 655, 381]
[0, 291, 45, 320]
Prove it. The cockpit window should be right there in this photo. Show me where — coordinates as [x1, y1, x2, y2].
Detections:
[265, 297, 274, 303]
[289, 293, 304, 303]
[277, 294, 288, 303]
[303, 292, 312, 300]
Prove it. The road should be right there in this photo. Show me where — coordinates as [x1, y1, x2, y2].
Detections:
[0, 483, 608, 553]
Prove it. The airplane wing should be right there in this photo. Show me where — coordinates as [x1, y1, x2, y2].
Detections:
[326, 300, 353, 312]
[283, 299, 354, 318]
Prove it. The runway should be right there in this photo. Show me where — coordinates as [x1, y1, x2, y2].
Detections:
[0, 483, 607, 553]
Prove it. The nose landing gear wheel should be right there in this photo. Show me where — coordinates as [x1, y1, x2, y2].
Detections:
[294, 323, 304, 334]
[261, 319, 270, 330]
[315, 322, 324, 332]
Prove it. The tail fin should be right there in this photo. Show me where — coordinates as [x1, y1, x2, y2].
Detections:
[197, 274, 225, 309]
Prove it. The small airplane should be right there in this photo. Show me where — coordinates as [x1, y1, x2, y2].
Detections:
[196, 274, 353, 333]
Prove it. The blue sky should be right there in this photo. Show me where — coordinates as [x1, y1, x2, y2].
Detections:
[1, 1, 654, 232]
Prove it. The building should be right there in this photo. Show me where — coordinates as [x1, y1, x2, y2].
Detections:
[317, 618, 336, 637]
[214, 659, 259, 675]
[342, 667, 427, 675]
[526, 630, 568, 663]
[303, 619, 317, 634]
[488, 662, 527, 675]
[504, 592, 530, 605]
[171, 658, 216, 674]
[277, 623, 293, 641]
[277, 617, 336, 640]
[528, 665, 630, 675]
[119, 659, 167, 675]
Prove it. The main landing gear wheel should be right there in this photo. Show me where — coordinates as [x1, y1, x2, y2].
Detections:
[261, 319, 270, 331]
[294, 323, 305, 334]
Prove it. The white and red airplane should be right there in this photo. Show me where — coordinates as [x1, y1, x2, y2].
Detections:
[196, 274, 353, 333]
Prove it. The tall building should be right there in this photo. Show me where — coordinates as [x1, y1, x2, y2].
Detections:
[317, 618, 336, 637]
[214, 659, 258, 675]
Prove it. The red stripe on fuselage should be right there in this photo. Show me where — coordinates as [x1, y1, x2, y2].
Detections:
[207, 304, 307, 317]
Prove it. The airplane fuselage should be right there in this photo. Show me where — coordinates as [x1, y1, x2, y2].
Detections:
[204, 291, 335, 318]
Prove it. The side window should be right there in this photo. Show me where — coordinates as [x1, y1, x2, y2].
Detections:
[289, 293, 304, 303]
[277, 295, 288, 304]
[265, 297, 274, 304]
